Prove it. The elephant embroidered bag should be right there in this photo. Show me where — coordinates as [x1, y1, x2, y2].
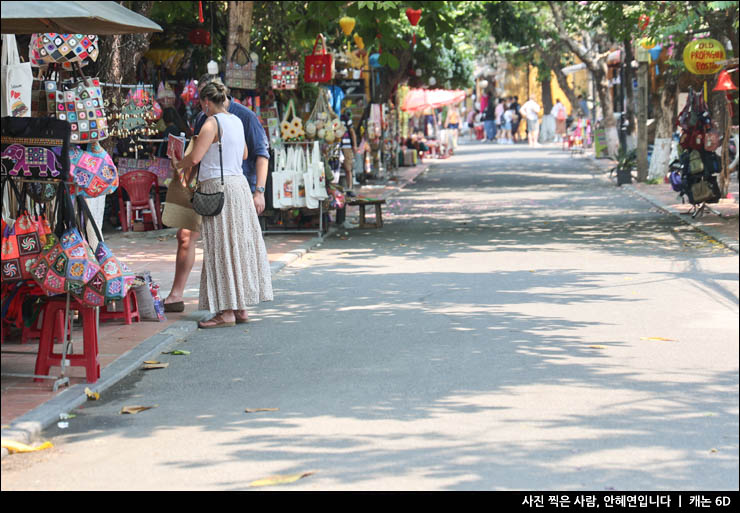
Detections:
[1, 116, 70, 180]
[68, 142, 118, 198]
[30, 183, 100, 296]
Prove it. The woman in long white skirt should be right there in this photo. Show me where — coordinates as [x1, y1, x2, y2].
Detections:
[173, 82, 272, 328]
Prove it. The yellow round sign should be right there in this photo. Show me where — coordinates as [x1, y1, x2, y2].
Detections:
[683, 38, 726, 75]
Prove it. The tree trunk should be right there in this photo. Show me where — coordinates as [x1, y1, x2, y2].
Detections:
[622, 38, 637, 151]
[647, 74, 678, 181]
[593, 66, 619, 157]
[540, 48, 579, 114]
[541, 76, 553, 114]
[227, 1, 254, 65]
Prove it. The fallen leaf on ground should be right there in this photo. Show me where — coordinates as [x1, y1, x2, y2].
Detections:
[710, 448, 718, 453]
[249, 471, 315, 487]
[640, 337, 676, 342]
[84, 387, 100, 400]
[142, 362, 169, 370]
[120, 405, 157, 415]
[588, 345, 607, 349]
[162, 350, 190, 355]
[245, 408, 279, 413]
[1, 439, 53, 454]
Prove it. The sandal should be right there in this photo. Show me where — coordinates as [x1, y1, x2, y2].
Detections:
[164, 301, 185, 313]
[235, 314, 249, 324]
[198, 315, 236, 329]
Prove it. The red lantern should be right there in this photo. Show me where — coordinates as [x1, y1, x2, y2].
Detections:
[406, 8, 422, 45]
[189, 29, 211, 46]
[638, 14, 650, 31]
[713, 69, 738, 91]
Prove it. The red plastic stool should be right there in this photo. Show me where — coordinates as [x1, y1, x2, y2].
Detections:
[34, 296, 100, 383]
[22, 309, 71, 344]
[99, 287, 140, 325]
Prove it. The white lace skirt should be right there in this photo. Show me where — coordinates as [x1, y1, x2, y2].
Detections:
[198, 175, 273, 313]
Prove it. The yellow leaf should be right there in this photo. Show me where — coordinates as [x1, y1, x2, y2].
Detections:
[249, 471, 315, 487]
[120, 405, 157, 415]
[142, 362, 169, 370]
[1, 439, 53, 454]
[84, 387, 100, 401]
[245, 408, 279, 413]
[588, 345, 607, 349]
[640, 337, 676, 342]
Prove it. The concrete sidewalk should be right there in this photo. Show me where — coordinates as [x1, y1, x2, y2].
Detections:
[0, 161, 431, 456]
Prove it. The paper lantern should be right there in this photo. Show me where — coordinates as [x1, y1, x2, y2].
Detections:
[713, 69, 738, 91]
[406, 8, 422, 26]
[640, 38, 656, 50]
[638, 14, 650, 31]
[340, 16, 356, 36]
[683, 38, 726, 75]
[354, 33, 365, 50]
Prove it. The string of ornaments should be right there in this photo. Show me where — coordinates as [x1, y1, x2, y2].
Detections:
[104, 87, 161, 153]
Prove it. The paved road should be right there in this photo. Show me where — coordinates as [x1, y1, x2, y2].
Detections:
[2, 143, 738, 491]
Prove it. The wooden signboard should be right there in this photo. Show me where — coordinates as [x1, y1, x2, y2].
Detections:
[594, 128, 609, 158]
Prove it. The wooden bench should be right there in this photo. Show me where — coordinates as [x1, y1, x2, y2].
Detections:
[346, 199, 386, 229]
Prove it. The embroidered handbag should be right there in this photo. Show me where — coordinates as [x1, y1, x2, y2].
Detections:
[271, 61, 299, 90]
[1, 181, 45, 283]
[69, 197, 134, 306]
[304, 34, 334, 83]
[42, 75, 108, 143]
[30, 33, 99, 66]
[29, 183, 101, 296]
[191, 116, 225, 217]
[225, 44, 257, 90]
[1, 116, 71, 180]
[68, 142, 119, 198]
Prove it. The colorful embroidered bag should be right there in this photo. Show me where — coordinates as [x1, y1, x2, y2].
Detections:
[30, 34, 99, 66]
[0, 180, 45, 283]
[42, 75, 108, 143]
[225, 44, 257, 90]
[68, 142, 118, 198]
[29, 183, 101, 296]
[1, 115, 71, 181]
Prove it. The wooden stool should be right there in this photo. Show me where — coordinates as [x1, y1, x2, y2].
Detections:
[99, 287, 140, 325]
[347, 199, 386, 229]
[34, 296, 100, 383]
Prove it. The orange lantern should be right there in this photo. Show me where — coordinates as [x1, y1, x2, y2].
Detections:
[339, 17, 356, 36]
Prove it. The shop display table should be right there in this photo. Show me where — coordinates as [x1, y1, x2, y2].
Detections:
[347, 198, 386, 229]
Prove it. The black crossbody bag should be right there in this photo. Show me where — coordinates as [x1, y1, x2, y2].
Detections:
[191, 116, 225, 217]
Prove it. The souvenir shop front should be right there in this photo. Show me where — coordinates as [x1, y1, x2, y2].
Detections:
[1, 6, 165, 390]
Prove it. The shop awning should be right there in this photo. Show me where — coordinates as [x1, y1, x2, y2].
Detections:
[400, 89, 466, 112]
[1, 1, 162, 34]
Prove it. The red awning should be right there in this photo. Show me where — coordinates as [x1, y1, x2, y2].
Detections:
[401, 89, 466, 112]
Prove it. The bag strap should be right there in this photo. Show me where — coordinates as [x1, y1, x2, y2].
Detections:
[196, 115, 224, 187]
[230, 43, 251, 64]
[311, 34, 327, 56]
[76, 194, 103, 247]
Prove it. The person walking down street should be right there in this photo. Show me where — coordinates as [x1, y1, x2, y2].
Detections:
[520, 96, 541, 147]
[510, 96, 521, 143]
[482, 93, 497, 142]
[340, 110, 358, 194]
[466, 106, 478, 141]
[501, 102, 514, 144]
[577, 94, 590, 119]
[172, 81, 273, 328]
[494, 98, 505, 143]
[163, 75, 270, 314]
[444, 102, 461, 151]
[552, 99, 567, 143]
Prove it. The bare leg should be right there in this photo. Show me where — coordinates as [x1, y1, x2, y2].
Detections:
[165, 228, 200, 304]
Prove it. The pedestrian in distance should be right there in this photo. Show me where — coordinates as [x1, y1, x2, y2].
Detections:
[578, 94, 590, 119]
[482, 92, 497, 142]
[163, 75, 270, 314]
[501, 102, 514, 144]
[520, 95, 541, 147]
[339, 110, 358, 193]
[171, 81, 273, 328]
[444, 101, 461, 151]
[552, 98, 567, 143]
[466, 106, 478, 142]
[494, 97, 505, 143]
[510, 96, 521, 143]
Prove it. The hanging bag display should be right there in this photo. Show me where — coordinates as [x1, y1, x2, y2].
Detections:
[29, 182, 101, 296]
[1, 180, 44, 283]
[70, 196, 135, 306]
[279, 99, 304, 141]
[68, 141, 119, 198]
[271, 61, 299, 90]
[41, 65, 108, 143]
[225, 44, 257, 90]
[294, 145, 308, 208]
[1, 35, 33, 118]
[191, 117, 225, 217]
[304, 34, 334, 83]
[156, 81, 177, 108]
[1, 115, 71, 180]
[30, 33, 99, 67]
[271, 146, 288, 209]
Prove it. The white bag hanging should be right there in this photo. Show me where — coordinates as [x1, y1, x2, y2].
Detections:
[282, 146, 297, 208]
[310, 141, 329, 200]
[271, 147, 285, 209]
[294, 146, 307, 208]
[304, 145, 319, 209]
[1, 35, 33, 117]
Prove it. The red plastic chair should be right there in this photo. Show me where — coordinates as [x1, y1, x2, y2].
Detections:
[117, 171, 162, 232]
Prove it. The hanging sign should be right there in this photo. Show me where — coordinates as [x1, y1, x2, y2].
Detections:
[683, 38, 726, 75]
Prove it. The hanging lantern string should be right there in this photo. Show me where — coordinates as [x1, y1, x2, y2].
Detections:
[198, 1, 204, 24]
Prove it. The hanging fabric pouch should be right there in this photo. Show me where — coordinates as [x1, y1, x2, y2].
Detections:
[43, 68, 108, 143]
[225, 44, 257, 90]
[30, 34, 99, 67]
[1, 180, 44, 283]
[304, 34, 334, 83]
[280, 99, 304, 141]
[68, 141, 119, 198]
[2, 35, 33, 118]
